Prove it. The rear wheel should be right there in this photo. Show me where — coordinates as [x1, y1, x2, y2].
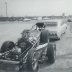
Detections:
[46, 43, 56, 64]
[1, 41, 15, 53]
[26, 48, 39, 72]
[40, 30, 49, 44]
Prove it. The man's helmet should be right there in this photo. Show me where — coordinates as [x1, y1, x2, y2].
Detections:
[36, 22, 45, 31]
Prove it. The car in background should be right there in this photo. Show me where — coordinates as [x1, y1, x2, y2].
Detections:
[44, 19, 67, 39]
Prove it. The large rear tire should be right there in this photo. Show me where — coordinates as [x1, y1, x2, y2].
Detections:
[46, 43, 56, 64]
[26, 48, 39, 72]
[1, 41, 15, 53]
[40, 30, 49, 44]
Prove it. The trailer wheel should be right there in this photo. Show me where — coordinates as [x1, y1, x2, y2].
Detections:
[1, 41, 15, 53]
[26, 48, 39, 72]
[46, 43, 56, 64]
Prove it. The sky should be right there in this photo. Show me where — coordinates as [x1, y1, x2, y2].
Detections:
[0, 0, 72, 17]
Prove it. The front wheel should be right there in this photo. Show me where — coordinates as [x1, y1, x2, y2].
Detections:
[46, 43, 56, 64]
[1, 41, 15, 53]
[26, 48, 39, 72]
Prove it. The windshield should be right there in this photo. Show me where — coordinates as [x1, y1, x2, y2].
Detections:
[45, 22, 57, 27]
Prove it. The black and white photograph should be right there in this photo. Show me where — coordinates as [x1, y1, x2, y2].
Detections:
[0, 0, 72, 72]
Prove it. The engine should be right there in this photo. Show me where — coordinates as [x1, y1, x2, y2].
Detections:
[0, 40, 33, 61]
[0, 46, 21, 61]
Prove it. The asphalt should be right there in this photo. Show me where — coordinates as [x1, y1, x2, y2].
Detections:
[39, 23, 72, 72]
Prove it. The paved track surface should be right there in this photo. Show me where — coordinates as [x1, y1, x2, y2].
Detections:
[0, 22, 72, 72]
[39, 22, 72, 72]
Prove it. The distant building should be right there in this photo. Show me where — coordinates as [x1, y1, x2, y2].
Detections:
[37, 16, 42, 20]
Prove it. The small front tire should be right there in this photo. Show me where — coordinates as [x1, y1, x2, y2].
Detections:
[1, 41, 15, 53]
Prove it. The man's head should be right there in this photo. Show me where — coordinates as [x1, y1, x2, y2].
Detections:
[36, 22, 45, 31]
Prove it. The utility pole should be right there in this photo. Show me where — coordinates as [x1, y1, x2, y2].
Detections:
[5, 0, 7, 17]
